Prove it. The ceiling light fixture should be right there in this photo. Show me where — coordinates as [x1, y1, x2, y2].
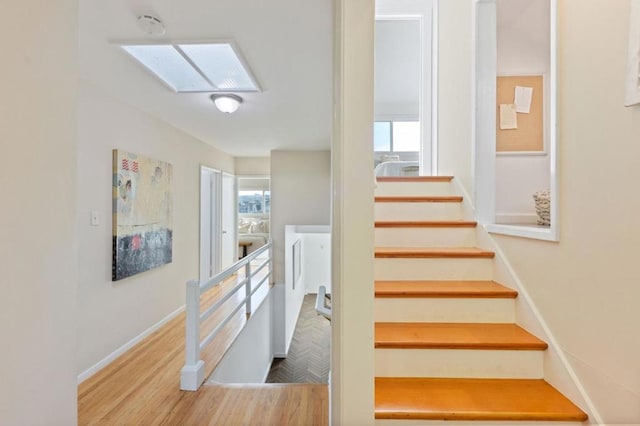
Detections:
[211, 94, 243, 114]
[137, 15, 166, 36]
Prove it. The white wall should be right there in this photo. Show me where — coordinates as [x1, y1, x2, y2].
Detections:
[0, 2, 79, 424]
[495, 0, 551, 221]
[235, 157, 271, 176]
[332, 0, 376, 422]
[437, 0, 474, 196]
[279, 226, 331, 355]
[302, 233, 332, 294]
[270, 151, 330, 356]
[282, 226, 309, 354]
[270, 151, 331, 285]
[491, 1, 640, 423]
[76, 82, 235, 376]
[209, 290, 273, 383]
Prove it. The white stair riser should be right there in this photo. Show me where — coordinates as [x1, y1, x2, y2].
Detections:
[375, 202, 465, 221]
[375, 227, 477, 247]
[375, 349, 543, 379]
[375, 258, 493, 281]
[375, 181, 457, 196]
[376, 420, 587, 425]
[374, 298, 514, 323]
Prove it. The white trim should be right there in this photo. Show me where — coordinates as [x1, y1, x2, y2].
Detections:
[474, 0, 559, 242]
[486, 234, 604, 424]
[485, 223, 556, 241]
[431, 0, 439, 176]
[77, 305, 185, 384]
[494, 213, 538, 225]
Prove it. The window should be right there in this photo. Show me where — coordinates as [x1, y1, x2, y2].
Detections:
[374, 121, 420, 152]
[238, 190, 270, 214]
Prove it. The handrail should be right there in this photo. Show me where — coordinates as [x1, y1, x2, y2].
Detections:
[200, 242, 271, 292]
[180, 241, 273, 391]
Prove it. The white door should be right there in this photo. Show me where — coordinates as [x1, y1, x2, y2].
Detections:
[200, 167, 219, 282]
[220, 173, 236, 270]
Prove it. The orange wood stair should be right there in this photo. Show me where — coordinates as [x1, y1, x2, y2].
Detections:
[376, 176, 454, 182]
[375, 247, 495, 259]
[375, 377, 589, 421]
[375, 220, 477, 228]
[375, 195, 462, 203]
[375, 323, 548, 350]
[375, 280, 518, 298]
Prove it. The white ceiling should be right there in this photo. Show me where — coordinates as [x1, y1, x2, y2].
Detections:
[78, 0, 333, 157]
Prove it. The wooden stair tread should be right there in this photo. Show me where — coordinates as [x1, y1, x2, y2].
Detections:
[375, 323, 547, 350]
[375, 280, 517, 298]
[375, 247, 495, 259]
[377, 176, 454, 182]
[375, 220, 477, 228]
[375, 195, 463, 203]
[375, 377, 588, 421]
[376, 176, 454, 182]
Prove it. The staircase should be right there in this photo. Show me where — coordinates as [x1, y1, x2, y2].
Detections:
[373, 176, 588, 423]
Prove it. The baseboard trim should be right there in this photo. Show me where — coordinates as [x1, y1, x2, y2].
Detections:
[77, 304, 185, 384]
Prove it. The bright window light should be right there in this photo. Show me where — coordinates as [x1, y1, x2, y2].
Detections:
[178, 44, 257, 91]
[392, 121, 421, 152]
[121, 45, 212, 92]
[374, 122, 391, 151]
[120, 42, 260, 93]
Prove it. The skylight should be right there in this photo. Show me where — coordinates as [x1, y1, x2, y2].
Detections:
[120, 42, 260, 93]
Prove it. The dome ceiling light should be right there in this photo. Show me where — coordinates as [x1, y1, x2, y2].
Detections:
[210, 94, 243, 114]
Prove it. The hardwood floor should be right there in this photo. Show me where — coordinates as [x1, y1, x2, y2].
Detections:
[78, 261, 328, 425]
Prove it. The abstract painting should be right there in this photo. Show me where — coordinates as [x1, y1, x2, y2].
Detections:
[112, 150, 173, 281]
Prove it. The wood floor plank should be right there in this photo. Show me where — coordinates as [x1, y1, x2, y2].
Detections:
[375, 377, 588, 421]
[164, 383, 328, 426]
[375, 220, 477, 228]
[375, 195, 463, 203]
[375, 323, 548, 350]
[375, 280, 517, 298]
[376, 176, 454, 182]
[375, 247, 495, 259]
[77, 260, 327, 425]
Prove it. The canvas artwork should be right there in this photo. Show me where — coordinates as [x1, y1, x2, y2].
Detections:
[112, 150, 173, 281]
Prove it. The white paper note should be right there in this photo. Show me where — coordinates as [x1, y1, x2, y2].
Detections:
[514, 86, 533, 113]
[499, 104, 518, 130]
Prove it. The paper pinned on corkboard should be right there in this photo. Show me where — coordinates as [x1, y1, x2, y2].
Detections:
[499, 104, 518, 129]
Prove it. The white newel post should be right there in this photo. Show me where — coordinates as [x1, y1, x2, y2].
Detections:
[180, 279, 205, 391]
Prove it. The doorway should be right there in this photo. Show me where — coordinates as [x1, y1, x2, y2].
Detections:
[374, 0, 437, 177]
[200, 166, 237, 283]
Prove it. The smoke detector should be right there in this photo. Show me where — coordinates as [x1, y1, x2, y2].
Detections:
[137, 15, 166, 36]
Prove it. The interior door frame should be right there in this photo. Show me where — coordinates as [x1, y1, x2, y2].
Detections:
[375, 0, 438, 176]
[199, 166, 220, 282]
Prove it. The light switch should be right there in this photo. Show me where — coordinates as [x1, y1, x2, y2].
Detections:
[90, 211, 100, 226]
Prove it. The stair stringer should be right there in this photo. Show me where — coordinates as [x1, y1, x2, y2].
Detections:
[451, 178, 602, 425]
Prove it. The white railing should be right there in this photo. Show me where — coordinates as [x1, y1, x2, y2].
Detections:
[180, 242, 273, 391]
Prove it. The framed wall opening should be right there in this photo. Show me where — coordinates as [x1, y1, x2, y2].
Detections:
[473, 0, 559, 241]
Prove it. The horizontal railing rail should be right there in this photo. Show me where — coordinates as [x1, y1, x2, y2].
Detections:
[180, 241, 273, 391]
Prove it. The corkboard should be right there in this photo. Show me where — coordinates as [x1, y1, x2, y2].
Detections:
[496, 75, 544, 152]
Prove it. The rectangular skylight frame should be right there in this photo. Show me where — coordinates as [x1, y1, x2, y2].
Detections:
[117, 39, 262, 93]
